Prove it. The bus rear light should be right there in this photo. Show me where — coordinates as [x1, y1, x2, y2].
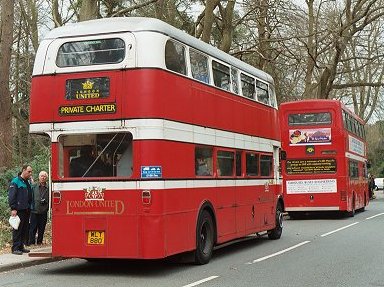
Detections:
[52, 191, 62, 204]
[340, 190, 347, 201]
[142, 190, 151, 205]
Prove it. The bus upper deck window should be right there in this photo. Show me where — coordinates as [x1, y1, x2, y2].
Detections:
[269, 85, 277, 108]
[241, 73, 255, 99]
[165, 40, 187, 75]
[256, 80, 270, 105]
[212, 61, 230, 92]
[190, 49, 209, 84]
[56, 38, 125, 67]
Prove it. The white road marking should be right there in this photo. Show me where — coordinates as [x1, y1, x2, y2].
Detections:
[246, 241, 311, 264]
[366, 213, 384, 220]
[182, 276, 219, 287]
[320, 222, 360, 237]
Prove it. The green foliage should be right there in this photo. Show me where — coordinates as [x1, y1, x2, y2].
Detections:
[366, 122, 384, 177]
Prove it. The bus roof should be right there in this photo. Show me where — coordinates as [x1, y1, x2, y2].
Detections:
[43, 17, 273, 83]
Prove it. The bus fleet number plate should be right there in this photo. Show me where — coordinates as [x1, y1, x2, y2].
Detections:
[87, 231, 105, 245]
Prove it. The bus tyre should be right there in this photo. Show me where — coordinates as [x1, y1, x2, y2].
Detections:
[194, 210, 214, 265]
[268, 202, 283, 240]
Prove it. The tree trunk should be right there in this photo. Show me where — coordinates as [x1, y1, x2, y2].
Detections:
[201, 0, 220, 43]
[218, 0, 235, 53]
[0, 0, 15, 171]
[19, 0, 39, 52]
[52, 0, 63, 27]
[302, 0, 317, 99]
[255, 0, 269, 70]
[79, 0, 99, 21]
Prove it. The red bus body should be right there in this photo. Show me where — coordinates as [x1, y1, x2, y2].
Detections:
[30, 17, 283, 263]
[279, 100, 368, 216]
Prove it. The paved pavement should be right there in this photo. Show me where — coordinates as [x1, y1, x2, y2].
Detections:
[0, 245, 61, 273]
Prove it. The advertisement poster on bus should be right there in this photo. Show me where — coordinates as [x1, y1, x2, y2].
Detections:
[348, 135, 365, 157]
[286, 179, 337, 194]
[289, 128, 331, 145]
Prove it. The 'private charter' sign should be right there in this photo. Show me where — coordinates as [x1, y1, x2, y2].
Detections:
[59, 103, 116, 115]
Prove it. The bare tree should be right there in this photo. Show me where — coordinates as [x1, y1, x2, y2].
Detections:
[19, 0, 39, 52]
[79, 0, 99, 21]
[0, 0, 15, 171]
[52, 0, 63, 27]
[301, 0, 384, 101]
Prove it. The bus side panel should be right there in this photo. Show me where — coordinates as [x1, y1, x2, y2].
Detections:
[30, 75, 56, 123]
[30, 69, 280, 143]
[121, 69, 280, 141]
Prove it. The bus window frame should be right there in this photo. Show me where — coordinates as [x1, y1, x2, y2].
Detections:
[212, 59, 231, 92]
[165, 39, 187, 76]
[259, 153, 274, 178]
[43, 33, 136, 75]
[216, 148, 235, 177]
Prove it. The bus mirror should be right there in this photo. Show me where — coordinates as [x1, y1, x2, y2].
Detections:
[367, 161, 371, 168]
[280, 150, 287, 161]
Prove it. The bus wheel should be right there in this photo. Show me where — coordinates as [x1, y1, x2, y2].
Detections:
[268, 202, 283, 240]
[194, 210, 214, 265]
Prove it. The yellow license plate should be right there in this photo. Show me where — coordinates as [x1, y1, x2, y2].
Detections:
[87, 231, 105, 245]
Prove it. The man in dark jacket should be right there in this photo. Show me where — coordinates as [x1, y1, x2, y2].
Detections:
[8, 165, 33, 255]
[29, 170, 49, 245]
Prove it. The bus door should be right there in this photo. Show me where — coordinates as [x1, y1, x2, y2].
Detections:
[216, 149, 237, 241]
[257, 151, 275, 229]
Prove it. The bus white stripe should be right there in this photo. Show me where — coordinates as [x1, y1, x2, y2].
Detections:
[30, 119, 280, 151]
[52, 179, 282, 191]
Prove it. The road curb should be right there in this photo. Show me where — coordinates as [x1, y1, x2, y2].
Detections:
[0, 257, 64, 273]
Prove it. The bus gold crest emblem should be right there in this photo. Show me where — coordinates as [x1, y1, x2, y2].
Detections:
[82, 80, 94, 90]
[84, 186, 105, 201]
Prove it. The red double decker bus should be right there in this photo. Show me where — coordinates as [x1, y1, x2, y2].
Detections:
[30, 17, 284, 264]
[279, 100, 369, 218]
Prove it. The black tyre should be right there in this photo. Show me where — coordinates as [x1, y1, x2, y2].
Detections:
[268, 202, 283, 240]
[194, 210, 214, 265]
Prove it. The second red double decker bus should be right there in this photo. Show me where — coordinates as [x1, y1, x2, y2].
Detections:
[279, 99, 369, 218]
[30, 17, 284, 264]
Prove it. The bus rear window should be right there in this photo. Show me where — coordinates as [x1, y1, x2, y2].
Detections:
[288, 112, 331, 126]
[58, 132, 132, 178]
[56, 38, 125, 67]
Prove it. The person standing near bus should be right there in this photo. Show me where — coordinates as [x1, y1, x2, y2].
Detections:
[369, 174, 376, 199]
[28, 171, 49, 245]
[8, 165, 33, 255]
